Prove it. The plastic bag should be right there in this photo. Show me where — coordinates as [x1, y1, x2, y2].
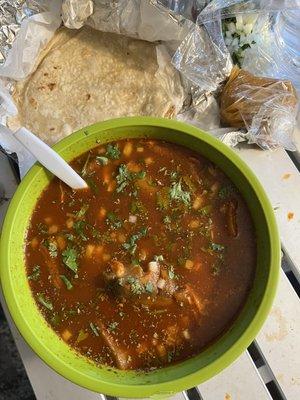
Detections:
[219, 66, 298, 150]
[199, 0, 300, 22]
[172, 13, 232, 92]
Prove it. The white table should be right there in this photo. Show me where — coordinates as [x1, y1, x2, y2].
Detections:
[1, 137, 300, 400]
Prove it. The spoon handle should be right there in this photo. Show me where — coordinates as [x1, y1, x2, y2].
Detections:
[14, 128, 87, 190]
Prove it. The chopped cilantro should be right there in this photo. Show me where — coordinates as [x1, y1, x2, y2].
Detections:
[76, 204, 89, 218]
[154, 255, 164, 262]
[145, 282, 154, 293]
[116, 164, 146, 193]
[106, 211, 123, 229]
[170, 171, 178, 181]
[73, 220, 88, 241]
[62, 247, 78, 274]
[37, 294, 53, 311]
[89, 322, 100, 336]
[163, 215, 171, 225]
[168, 265, 177, 280]
[126, 276, 144, 295]
[65, 233, 74, 241]
[96, 156, 109, 166]
[123, 227, 148, 255]
[60, 275, 73, 290]
[169, 181, 191, 206]
[44, 240, 58, 258]
[106, 144, 121, 160]
[108, 321, 119, 332]
[210, 242, 225, 252]
[28, 265, 40, 281]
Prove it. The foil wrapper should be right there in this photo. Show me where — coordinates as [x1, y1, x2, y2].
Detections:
[0, 0, 45, 64]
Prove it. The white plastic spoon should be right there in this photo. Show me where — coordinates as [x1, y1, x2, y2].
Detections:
[5, 126, 88, 190]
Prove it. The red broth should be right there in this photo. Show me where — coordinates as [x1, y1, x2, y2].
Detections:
[25, 139, 256, 370]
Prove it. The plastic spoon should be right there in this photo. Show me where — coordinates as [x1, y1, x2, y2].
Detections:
[6, 126, 87, 190]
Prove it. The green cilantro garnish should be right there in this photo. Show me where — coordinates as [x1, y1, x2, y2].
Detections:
[169, 181, 191, 206]
[60, 275, 73, 290]
[154, 255, 164, 262]
[106, 211, 123, 229]
[65, 233, 74, 241]
[170, 171, 178, 181]
[89, 322, 100, 336]
[96, 156, 109, 166]
[106, 144, 121, 160]
[145, 282, 154, 293]
[116, 164, 146, 193]
[73, 220, 88, 241]
[122, 227, 148, 255]
[163, 215, 171, 225]
[76, 204, 89, 218]
[126, 276, 144, 294]
[44, 240, 58, 258]
[28, 265, 40, 281]
[37, 294, 53, 311]
[210, 242, 225, 252]
[108, 321, 119, 332]
[168, 265, 177, 280]
[62, 247, 78, 274]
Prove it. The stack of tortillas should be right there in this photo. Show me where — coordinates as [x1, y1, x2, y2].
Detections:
[9, 27, 184, 145]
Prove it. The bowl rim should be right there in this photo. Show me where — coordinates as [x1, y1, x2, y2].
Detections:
[0, 117, 280, 397]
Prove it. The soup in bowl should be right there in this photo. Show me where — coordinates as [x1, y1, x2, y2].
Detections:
[0, 117, 280, 397]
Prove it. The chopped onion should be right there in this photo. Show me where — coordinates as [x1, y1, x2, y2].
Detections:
[157, 279, 166, 289]
[148, 261, 159, 272]
[128, 215, 137, 223]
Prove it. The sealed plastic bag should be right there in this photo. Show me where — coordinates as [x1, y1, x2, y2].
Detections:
[220, 66, 298, 150]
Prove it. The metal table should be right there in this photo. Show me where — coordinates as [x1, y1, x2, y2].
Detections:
[1, 129, 300, 400]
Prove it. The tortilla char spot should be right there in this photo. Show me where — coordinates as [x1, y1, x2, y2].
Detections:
[86, 94, 91, 100]
[47, 83, 56, 91]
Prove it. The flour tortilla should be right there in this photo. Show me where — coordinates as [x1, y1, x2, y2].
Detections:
[9, 27, 184, 145]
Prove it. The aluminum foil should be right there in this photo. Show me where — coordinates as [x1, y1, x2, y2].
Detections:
[0, 0, 45, 64]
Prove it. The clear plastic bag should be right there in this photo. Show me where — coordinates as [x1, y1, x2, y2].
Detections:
[172, 12, 232, 92]
[199, 0, 300, 22]
[219, 66, 298, 150]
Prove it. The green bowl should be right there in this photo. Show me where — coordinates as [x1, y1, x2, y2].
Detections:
[0, 117, 280, 398]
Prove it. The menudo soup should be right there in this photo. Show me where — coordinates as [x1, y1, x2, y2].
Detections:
[26, 139, 256, 370]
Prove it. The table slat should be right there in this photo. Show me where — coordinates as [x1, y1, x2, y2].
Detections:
[255, 270, 300, 399]
[197, 352, 272, 400]
[237, 146, 300, 279]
